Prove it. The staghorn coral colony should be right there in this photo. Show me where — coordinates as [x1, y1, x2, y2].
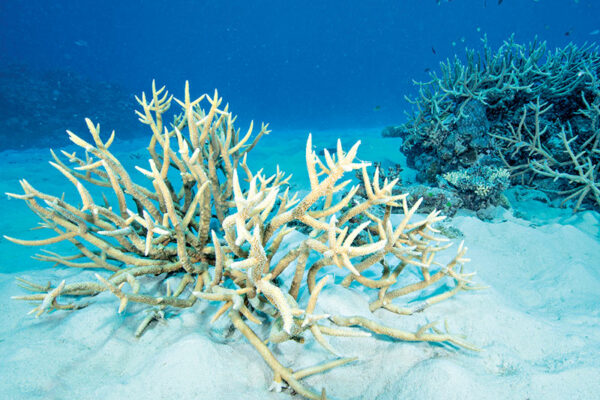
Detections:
[394, 35, 600, 212]
[5, 82, 480, 399]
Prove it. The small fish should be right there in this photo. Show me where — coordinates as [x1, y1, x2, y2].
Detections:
[498, 0, 503, 4]
[424, 67, 431, 73]
[590, 29, 600, 35]
[431, 46, 437, 55]
[323, 147, 337, 157]
[74, 40, 88, 47]
[373, 105, 381, 111]
[565, 30, 572, 36]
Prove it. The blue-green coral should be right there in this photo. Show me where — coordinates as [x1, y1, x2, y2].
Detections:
[398, 35, 600, 211]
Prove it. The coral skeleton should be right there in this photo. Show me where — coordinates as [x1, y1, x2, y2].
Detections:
[6, 82, 480, 399]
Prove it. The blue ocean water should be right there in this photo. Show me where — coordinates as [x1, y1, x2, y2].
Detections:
[1, 0, 599, 144]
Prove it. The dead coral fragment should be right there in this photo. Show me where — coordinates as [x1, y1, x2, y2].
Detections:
[7, 82, 480, 399]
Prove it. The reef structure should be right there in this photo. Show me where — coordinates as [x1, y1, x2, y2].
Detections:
[6, 82, 480, 399]
[396, 35, 600, 212]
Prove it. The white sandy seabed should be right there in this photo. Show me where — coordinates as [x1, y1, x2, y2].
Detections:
[0, 128, 599, 400]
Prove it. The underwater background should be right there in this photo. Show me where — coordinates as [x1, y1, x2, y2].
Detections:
[2, 0, 599, 147]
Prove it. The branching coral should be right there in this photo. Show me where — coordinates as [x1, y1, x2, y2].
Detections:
[5, 82, 480, 399]
[398, 35, 600, 212]
[492, 96, 599, 212]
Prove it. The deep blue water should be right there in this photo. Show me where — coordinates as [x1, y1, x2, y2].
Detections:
[1, 0, 599, 138]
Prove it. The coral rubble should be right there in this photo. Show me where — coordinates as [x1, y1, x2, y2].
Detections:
[5, 82, 479, 399]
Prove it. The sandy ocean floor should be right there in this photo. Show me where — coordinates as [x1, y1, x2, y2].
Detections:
[0, 127, 599, 400]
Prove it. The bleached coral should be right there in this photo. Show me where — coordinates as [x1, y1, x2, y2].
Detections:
[6, 82, 480, 399]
